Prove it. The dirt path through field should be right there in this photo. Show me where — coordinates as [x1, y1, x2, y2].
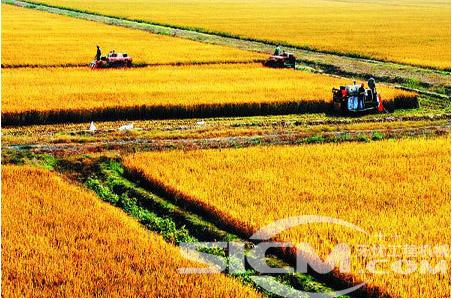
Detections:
[4, 123, 449, 155]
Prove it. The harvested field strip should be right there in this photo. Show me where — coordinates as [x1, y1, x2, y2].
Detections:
[123, 137, 451, 298]
[2, 115, 448, 148]
[25, 0, 451, 70]
[2, 121, 449, 156]
[2, 4, 264, 66]
[1, 164, 261, 297]
[2, 64, 417, 126]
[2, 112, 449, 137]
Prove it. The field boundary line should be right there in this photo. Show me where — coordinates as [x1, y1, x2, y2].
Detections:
[2, 95, 419, 126]
[120, 161, 386, 297]
[4, 0, 450, 97]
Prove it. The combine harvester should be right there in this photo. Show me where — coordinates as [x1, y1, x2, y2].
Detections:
[332, 79, 385, 114]
[264, 47, 296, 69]
[91, 51, 133, 69]
[264, 48, 385, 115]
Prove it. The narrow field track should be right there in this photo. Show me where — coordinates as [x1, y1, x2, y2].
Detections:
[4, 123, 449, 155]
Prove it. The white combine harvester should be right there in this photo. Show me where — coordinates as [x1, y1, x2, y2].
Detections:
[332, 78, 384, 114]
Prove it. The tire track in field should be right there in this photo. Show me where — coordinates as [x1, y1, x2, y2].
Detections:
[4, 0, 450, 97]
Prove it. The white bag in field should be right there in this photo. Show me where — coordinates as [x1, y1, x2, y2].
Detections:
[119, 123, 134, 131]
[89, 121, 97, 132]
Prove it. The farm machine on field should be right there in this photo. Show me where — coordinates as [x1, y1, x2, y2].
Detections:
[91, 51, 133, 69]
[332, 79, 384, 114]
[264, 48, 296, 69]
[264, 53, 296, 69]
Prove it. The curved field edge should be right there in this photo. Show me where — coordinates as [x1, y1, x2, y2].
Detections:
[2, 96, 418, 126]
[121, 136, 450, 298]
[80, 158, 342, 297]
[121, 152, 396, 297]
[6, 0, 451, 72]
[1, 164, 261, 297]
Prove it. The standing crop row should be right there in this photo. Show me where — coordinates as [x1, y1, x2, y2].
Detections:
[1, 165, 260, 297]
[31, 0, 451, 69]
[2, 64, 417, 125]
[124, 136, 451, 298]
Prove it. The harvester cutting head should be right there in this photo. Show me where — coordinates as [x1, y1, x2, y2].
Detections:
[332, 79, 384, 114]
[90, 51, 133, 69]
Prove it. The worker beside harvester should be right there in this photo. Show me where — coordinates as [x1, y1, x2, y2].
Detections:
[95, 45, 101, 61]
[368, 77, 377, 103]
[91, 45, 133, 69]
[274, 45, 281, 56]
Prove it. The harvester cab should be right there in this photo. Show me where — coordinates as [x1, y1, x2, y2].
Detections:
[332, 79, 384, 114]
[90, 51, 133, 69]
[264, 52, 296, 69]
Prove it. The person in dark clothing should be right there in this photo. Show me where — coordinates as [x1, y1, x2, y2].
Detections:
[274, 45, 281, 56]
[358, 83, 366, 110]
[368, 78, 376, 90]
[368, 77, 377, 103]
[96, 45, 101, 61]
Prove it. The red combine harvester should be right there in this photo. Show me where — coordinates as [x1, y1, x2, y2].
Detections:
[91, 52, 132, 69]
[264, 53, 296, 69]
[332, 79, 384, 114]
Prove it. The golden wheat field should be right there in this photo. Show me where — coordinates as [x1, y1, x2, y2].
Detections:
[1, 4, 264, 66]
[123, 136, 451, 298]
[2, 63, 415, 114]
[1, 165, 260, 297]
[34, 0, 451, 69]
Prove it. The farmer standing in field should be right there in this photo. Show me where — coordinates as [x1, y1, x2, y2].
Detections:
[274, 45, 281, 56]
[368, 77, 377, 102]
[96, 45, 101, 61]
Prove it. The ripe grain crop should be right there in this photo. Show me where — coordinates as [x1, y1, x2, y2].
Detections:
[32, 0, 451, 69]
[124, 137, 451, 298]
[2, 64, 416, 124]
[1, 165, 260, 297]
[2, 4, 264, 67]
